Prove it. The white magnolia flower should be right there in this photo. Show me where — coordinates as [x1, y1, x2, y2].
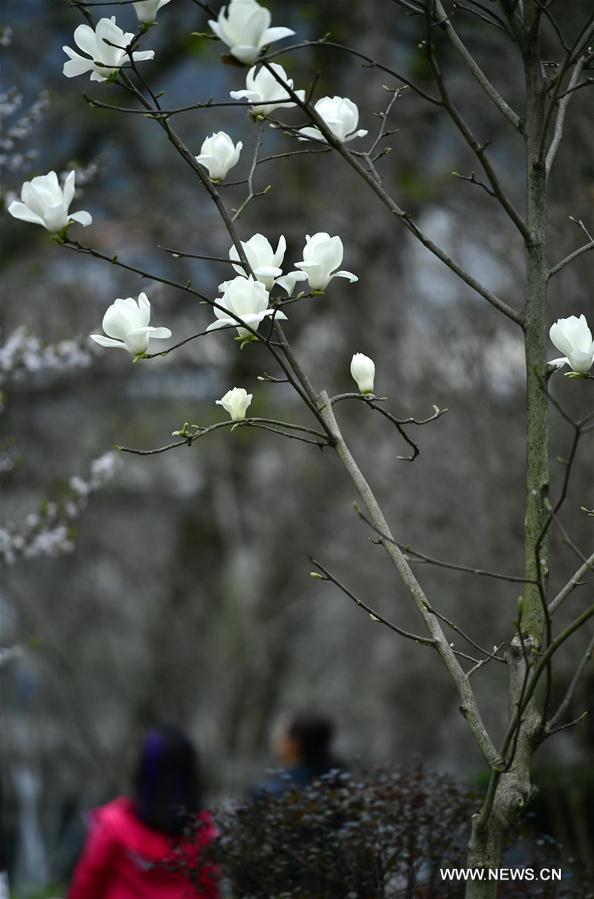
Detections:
[63, 17, 155, 82]
[209, 0, 294, 63]
[230, 63, 304, 117]
[297, 96, 368, 143]
[216, 386, 253, 420]
[228, 233, 287, 290]
[195, 131, 243, 182]
[294, 233, 358, 291]
[133, 0, 174, 24]
[8, 171, 92, 233]
[90, 293, 172, 356]
[350, 353, 375, 394]
[549, 314, 594, 375]
[207, 275, 287, 336]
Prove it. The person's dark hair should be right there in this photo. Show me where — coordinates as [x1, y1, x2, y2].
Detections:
[133, 725, 202, 836]
[287, 712, 343, 778]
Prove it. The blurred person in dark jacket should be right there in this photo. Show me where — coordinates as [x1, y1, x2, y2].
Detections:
[254, 710, 347, 797]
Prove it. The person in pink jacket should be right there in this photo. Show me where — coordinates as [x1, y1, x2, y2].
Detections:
[67, 726, 219, 899]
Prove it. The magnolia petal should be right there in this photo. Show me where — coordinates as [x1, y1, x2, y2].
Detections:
[333, 270, 358, 283]
[208, 19, 223, 40]
[567, 348, 594, 374]
[7, 202, 44, 226]
[345, 129, 368, 141]
[261, 25, 295, 45]
[146, 327, 172, 339]
[43, 204, 69, 233]
[69, 210, 93, 227]
[63, 171, 76, 208]
[63, 54, 94, 78]
[548, 357, 568, 369]
[297, 126, 323, 142]
[132, 50, 155, 62]
[551, 315, 592, 355]
[253, 265, 283, 279]
[90, 334, 127, 349]
[123, 330, 151, 355]
[261, 308, 287, 321]
[229, 44, 260, 62]
[229, 89, 253, 101]
[137, 292, 151, 327]
[206, 318, 237, 332]
[103, 305, 136, 340]
[275, 271, 307, 295]
[72, 23, 99, 57]
[273, 234, 287, 267]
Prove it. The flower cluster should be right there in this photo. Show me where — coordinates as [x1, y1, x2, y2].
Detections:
[0, 327, 93, 386]
[8, 0, 591, 487]
[0, 87, 49, 173]
[0, 452, 122, 565]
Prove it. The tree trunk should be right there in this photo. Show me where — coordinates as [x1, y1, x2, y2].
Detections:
[464, 9, 549, 893]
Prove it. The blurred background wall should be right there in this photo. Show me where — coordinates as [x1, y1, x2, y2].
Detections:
[1, 0, 592, 891]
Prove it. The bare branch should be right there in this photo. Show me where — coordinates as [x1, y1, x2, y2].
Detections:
[423, 6, 531, 240]
[118, 417, 330, 455]
[545, 50, 592, 174]
[422, 603, 506, 663]
[546, 631, 594, 731]
[548, 239, 594, 278]
[549, 552, 594, 616]
[432, 0, 523, 130]
[354, 506, 536, 585]
[310, 558, 436, 647]
[315, 391, 499, 767]
[260, 38, 442, 106]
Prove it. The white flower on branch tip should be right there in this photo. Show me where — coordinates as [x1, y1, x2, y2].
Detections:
[133, 0, 174, 24]
[350, 353, 375, 394]
[297, 96, 368, 143]
[216, 386, 253, 420]
[207, 275, 287, 337]
[549, 314, 594, 375]
[226, 233, 306, 295]
[8, 170, 92, 233]
[90, 293, 172, 356]
[230, 63, 304, 118]
[208, 0, 294, 64]
[294, 232, 358, 291]
[63, 17, 154, 82]
[195, 131, 242, 182]
[228, 233, 286, 290]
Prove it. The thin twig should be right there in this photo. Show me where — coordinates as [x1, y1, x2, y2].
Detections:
[309, 558, 436, 647]
[549, 552, 594, 616]
[354, 506, 536, 584]
[546, 631, 594, 732]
